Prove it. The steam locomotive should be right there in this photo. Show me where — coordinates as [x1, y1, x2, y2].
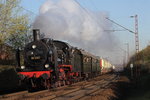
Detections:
[16, 29, 113, 92]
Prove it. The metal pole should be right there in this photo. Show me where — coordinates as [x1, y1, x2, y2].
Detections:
[125, 43, 129, 62]
[131, 67, 133, 79]
[127, 43, 129, 60]
[124, 51, 126, 67]
[130, 15, 139, 53]
[134, 15, 139, 53]
[131, 14, 140, 80]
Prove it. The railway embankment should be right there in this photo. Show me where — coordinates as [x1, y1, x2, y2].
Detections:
[0, 66, 25, 95]
[0, 74, 120, 100]
[120, 45, 150, 100]
[120, 73, 150, 100]
[0, 67, 133, 100]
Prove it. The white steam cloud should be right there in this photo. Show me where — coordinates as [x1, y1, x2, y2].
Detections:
[33, 0, 119, 63]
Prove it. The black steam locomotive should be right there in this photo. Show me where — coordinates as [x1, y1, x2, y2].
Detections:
[16, 29, 101, 91]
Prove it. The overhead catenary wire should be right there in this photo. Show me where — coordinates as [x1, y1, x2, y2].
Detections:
[74, 0, 104, 28]
[74, 0, 131, 66]
[105, 17, 135, 34]
[74, 0, 124, 63]
[18, 5, 38, 16]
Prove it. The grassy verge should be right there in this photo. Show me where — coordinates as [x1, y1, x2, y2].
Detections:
[122, 73, 150, 100]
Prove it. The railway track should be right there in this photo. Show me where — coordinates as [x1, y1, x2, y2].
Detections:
[76, 75, 118, 100]
[0, 91, 28, 100]
[0, 74, 118, 100]
[50, 74, 118, 100]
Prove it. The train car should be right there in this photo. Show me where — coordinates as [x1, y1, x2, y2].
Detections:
[79, 50, 101, 78]
[96, 56, 101, 75]
[100, 58, 113, 74]
[71, 48, 82, 78]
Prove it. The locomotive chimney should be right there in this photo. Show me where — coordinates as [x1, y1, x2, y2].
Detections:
[33, 29, 40, 41]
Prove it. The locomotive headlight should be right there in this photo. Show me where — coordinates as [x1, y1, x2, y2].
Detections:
[45, 64, 49, 68]
[21, 66, 25, 69]
[32, 45, 36, 49]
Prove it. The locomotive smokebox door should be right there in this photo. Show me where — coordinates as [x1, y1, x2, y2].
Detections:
[33, 29, 40, 41]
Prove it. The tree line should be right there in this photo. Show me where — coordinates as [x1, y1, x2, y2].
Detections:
[0, 0, 32, 63]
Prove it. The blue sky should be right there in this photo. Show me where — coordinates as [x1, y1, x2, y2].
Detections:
[21, 0, 150, 57]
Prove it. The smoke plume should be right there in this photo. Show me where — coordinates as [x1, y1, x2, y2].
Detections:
[33, 0, 119, 62]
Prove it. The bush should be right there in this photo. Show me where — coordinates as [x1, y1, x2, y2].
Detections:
[0, 65, 20, 93]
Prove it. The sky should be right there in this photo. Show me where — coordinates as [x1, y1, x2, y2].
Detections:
[21, 0, 150, 65]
